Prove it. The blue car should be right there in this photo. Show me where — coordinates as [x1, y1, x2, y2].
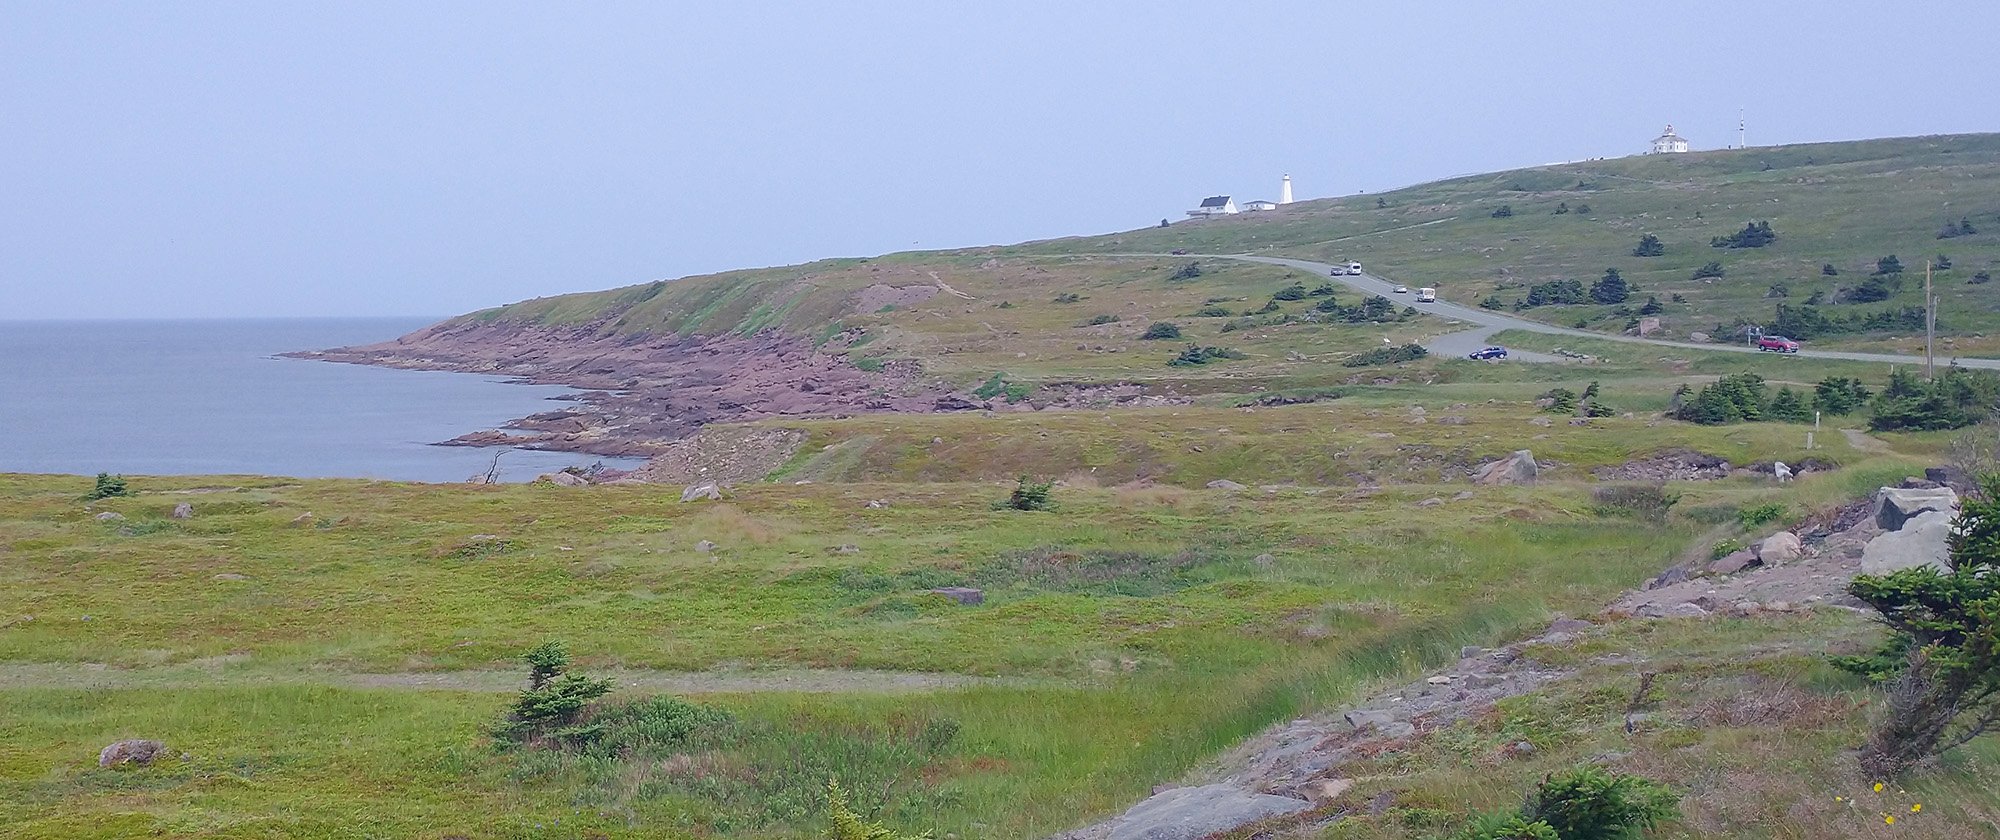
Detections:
[1468, 346, 1508, 360]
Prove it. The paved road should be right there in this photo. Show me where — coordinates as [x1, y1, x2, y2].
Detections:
[1176, 253, 2000, 370]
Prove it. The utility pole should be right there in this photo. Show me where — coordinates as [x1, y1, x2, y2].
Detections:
[1925, 260, 1936, 380]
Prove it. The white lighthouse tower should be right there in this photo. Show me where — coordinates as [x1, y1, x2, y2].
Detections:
[1279, 174, 1294, 205]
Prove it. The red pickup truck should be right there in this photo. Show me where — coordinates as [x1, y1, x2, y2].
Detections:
[1757, 336, 1800, 353]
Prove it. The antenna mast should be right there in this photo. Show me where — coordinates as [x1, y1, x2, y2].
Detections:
[1739, 109, 1746, 148]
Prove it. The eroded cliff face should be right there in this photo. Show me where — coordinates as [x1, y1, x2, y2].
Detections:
[289, 318, 957, 456]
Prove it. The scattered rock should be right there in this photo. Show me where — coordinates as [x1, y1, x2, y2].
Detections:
[1343, 709, 1399, 731]
[1459, 646, 1484, 659]
[1375, 721, 1417, 739]
[289, 513, 314, 527]
[1925, 465, 1977, 496]
[94, 512, 125, 522]
[1643, 566, 1690, 590]
[1755, 532, 1804, 566]
[1452, 491, 1475, 501]
[1418, 497, 1445, 508]
[828, 544, 861, 555]
[211, 573, 247, 582]
[1593, 449, 1731, 482]
[1666, 602, 1710, 618]
[1528, 417, 1552, 427]
[865, 499, 889, 509]
[1253, 553, 1275, 568]
[1100, 784, 1312, 840]
[170, 502, 194, 519]
[1472, 450, 1538, 485]
[1425, 675, 1453, 686]
[680, 483, 723, 502]
[694, 540, 718, 553]
[930, 587, 985, 606]
[98, 739, 167, 768]
[538, 472, 587, 487]
[1546, 616, 1593, 635]
[1438, 416, 1469, 425]
[1707, 550, 1759, 576]
[1206, 479, 1247, 491]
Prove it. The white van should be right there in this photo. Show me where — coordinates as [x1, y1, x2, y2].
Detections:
[1416, 288, 1437, 303]
[1347, 262, 1363, 274]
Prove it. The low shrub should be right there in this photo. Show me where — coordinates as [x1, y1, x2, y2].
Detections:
[1083, 314, 1119, 326]
[1737, 502, 1786, 528]
[1140, 322, 1182, 340]
[1003, 476, 1055, 511]
[1590, 484, 1680, 523]
[493, 641, 615, 747]
[852, 357, 885, 372]
[1192, 304, 1235, 317]
[1340, 344, 1428, 367]
[85, 472, 130, 501]
[1523, 765, 1678, 839]
[1272, 283, 1308, 301]
[1051, 292, 1081, 304]
[1452, 813, 1559, 840]
[1168, 345, 1245, 367]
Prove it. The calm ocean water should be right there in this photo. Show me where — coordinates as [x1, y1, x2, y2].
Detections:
[0, 318, 640, 482]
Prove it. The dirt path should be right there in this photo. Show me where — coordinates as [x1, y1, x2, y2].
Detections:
[0, 662, 1051, 694]
[1841, 428, 1892, 454]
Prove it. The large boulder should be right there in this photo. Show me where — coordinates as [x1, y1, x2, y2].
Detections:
[1473, 450, 1539, 485]
[170, 502, 194, 519]
[98, 739, 167, 768]
[1861, 509, 1956, 575]
[1104, 784, 1312, 840]
[1755, 532, 1804, 566]
[1205, 479, 1247, 491]
[538, 472, 587, 487]
[680, 483, 723, 502]
[1874, 486, 1958, 532]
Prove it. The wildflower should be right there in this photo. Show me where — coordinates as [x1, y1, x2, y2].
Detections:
[1911, 804, 1922, 812]
[1886, 815, 1896, 824]
[1874, 782, 1886, 792]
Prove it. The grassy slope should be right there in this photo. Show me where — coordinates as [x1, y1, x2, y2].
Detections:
[1009, 133, 2000, 354]
[454, 133, 2000, 368]
[0, 423, 1934, 839]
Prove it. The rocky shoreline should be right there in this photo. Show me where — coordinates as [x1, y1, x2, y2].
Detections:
[286, 318, 966, 457]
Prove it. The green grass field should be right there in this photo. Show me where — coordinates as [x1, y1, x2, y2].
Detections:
[2, 410, 1944, 839]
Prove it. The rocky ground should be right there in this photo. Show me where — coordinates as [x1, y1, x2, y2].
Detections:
[1049, 478, 1968, 840]
[290, 319, 968, 457]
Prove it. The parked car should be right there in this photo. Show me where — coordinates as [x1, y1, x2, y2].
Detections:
[1392, 285, 1409, 294]
[1347, 262, 1363, 273]
[1757, 335, 1801, 353]
[1469, 346, 1509, 360]
[1169, 249, 1188, 255]
[1329, 266, 1348, 276]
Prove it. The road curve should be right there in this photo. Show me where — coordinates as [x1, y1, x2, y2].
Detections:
[1175, 253, 2000, 371]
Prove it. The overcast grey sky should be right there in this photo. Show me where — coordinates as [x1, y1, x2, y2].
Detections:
[4, 2, 1995, 320]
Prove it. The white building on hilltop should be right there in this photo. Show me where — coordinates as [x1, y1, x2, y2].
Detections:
[1187, 195, 1238, 217]
[1649, 125, 1690, 154]
[1279, 174, 1293, 205]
